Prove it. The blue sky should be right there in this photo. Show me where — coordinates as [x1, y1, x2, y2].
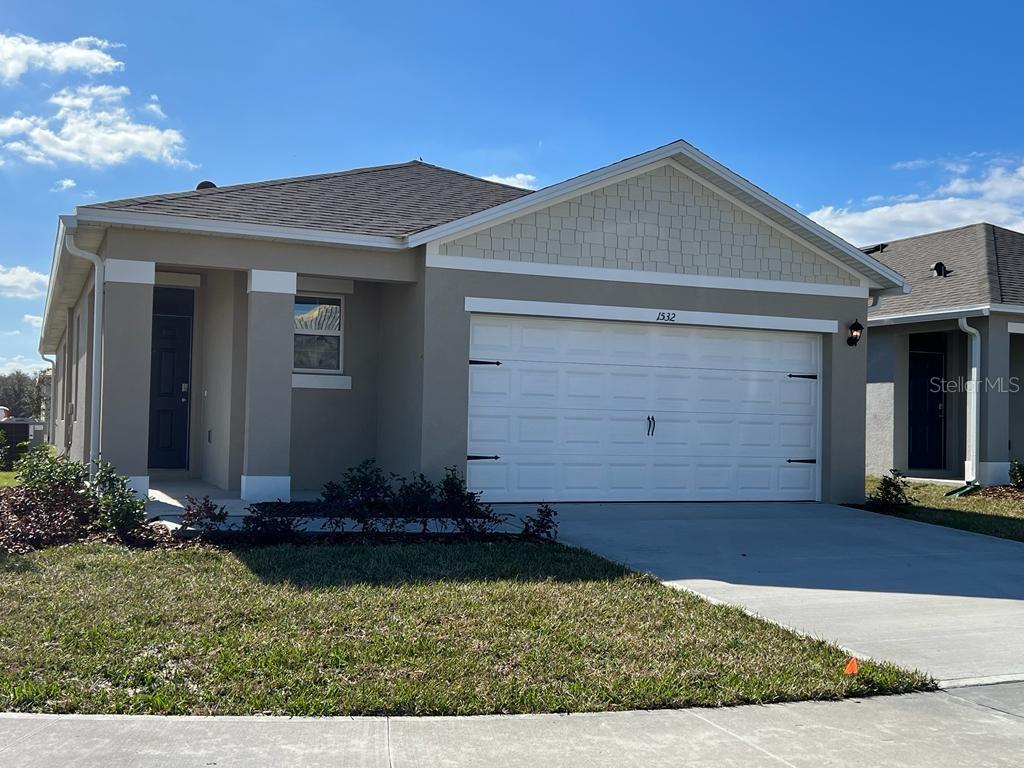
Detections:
[2, 0, 1023, 373]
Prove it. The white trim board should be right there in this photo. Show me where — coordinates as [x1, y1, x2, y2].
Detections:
[431, 253, 868, 298]
[105, 259, 156, 285]
[464, 297, 839, 334]
[248, 270, 297, 294]
[292, 373, 352, 390]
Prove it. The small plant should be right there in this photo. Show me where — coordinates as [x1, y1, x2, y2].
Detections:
[90, 461, 147, 535]
[15, 447, 89, 496]
[1010, 459, 1024, 489]
[521, 503, 559, 542]
[436, 466, 508, 534]
[180, 495, 229, 535]
[322, 459, 394, 532]
[867, 468, 916, 510]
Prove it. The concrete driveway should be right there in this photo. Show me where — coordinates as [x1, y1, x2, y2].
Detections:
[556, 502, 1024, 686]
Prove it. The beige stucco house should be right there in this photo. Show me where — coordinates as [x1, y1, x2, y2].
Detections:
[40, 139, 906, 504]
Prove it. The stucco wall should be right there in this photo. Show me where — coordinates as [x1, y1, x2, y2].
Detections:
[865, 326, 907, 476]
[290, 281, 382, 489]
[419, 266, 869, 504]
[439, 164, 860, 286]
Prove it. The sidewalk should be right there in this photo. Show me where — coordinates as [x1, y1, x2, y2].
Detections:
[2, 684, 1022, 767]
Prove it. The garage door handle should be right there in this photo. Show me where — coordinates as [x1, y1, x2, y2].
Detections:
[469, 359, 502, 366]
[646, 415, 653, 436]
[787, 373, 818, 380]
[467, 454, 501, 461]
[651, 416, 656, 435]
[786, 458, 817, 464]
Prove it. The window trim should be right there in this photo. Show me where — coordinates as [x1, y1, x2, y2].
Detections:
[292, 294, 345, 375]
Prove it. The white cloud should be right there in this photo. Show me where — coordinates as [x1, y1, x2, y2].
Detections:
[0, 330, 19, 336]
[0, 264, 48, 299]
[483, 172, 538, 189]
[0, 84, 189, 167]
[0, 33, 124, 85]
[143, 94, 166, 119]
[809, 159, 1024, 245]
[22, 314, 42, 328]
[0, 355, 49, 375]
[50, 177, 76, 192]
[892, 159, 930, 170]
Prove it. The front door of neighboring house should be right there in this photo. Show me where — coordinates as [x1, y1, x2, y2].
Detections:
[908, 350, 945, 469]
[148, 287, 194, 470]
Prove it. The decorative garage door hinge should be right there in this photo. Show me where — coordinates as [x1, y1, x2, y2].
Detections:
[787, 373, 818, 379]
[469, 359, 502, 366]
[786, 458, 817, 464]
[467, 454, 501, 461]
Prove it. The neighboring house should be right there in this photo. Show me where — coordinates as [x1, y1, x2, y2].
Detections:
[39, 139, 905, 504]
[866, 223, 1024, 485]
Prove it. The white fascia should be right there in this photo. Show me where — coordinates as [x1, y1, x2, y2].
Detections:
[868, 305, 992, 326]
[73, 207, 407, 250]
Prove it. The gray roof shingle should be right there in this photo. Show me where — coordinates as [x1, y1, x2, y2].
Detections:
[81, 160, 533, 238]
[867, 223, 1024, 317]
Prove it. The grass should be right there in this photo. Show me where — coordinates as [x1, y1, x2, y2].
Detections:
[865, 476, 1024, 543]
[0, 470, 15, 487]
[0, 541, 930, 716]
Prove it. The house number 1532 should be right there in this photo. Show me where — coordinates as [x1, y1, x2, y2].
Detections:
[656, 311, 677, 322]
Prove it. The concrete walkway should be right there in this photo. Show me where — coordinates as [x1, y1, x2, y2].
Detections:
[553, 501, 1024, 686]
[2, 684, 1022, 766]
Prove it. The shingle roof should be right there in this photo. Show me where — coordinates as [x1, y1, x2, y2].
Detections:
[81, 161, 534, 238]
[867, 223, 1024, 318]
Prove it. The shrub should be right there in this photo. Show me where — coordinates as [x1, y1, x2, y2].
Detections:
[180, 495, 229, 535]
[322, 459, 394, 532]
[90, 461, 147, 535]
[242, 503, 304, 543]
[0, 430, 9, 472]
[867, 469, 916, 510]
[1010, 459, 1024, 489]
[392, 473, 438, 533]
[436, 466, 509, 534]
[16, 447, 89, 498]
[0, 484, 91, 554]
[521, 503, 559, 542]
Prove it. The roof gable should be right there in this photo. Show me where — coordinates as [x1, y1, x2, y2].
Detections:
[410, 139, 906, 292]
[438, 163, 861, 287]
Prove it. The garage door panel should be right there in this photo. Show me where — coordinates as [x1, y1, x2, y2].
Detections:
[468, 315, 820, 502]
[470, 363, 816, 416]
[469, 407, 817, 459]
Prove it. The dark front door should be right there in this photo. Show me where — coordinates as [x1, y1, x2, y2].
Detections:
[909, 350, 945, 469]
[149, 289, 193, 469]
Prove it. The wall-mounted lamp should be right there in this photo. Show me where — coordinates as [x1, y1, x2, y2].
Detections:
[847, 319, 864, 347]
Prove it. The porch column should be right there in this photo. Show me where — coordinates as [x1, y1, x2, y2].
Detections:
[978, 315, 1011, 484]
[100, 259, 155, 496]
[241, 270, 296, 501]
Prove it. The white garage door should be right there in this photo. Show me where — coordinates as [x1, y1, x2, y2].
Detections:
[466, 314, 821, 502]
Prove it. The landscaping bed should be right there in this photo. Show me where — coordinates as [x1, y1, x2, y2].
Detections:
[864, 476, 1024, 544]
[0, 540, 932, 716]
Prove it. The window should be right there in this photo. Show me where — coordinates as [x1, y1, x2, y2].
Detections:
[293, 296, 343, 373]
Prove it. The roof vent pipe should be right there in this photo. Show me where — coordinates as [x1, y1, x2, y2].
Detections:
[63, 233, 103, 474]
[932, 262, 952, 277]
[958, 316, 981, 483]
[195, 180, 217, 190]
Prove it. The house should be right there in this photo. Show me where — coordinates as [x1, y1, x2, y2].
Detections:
[39, 139, 906, 504]
[866, 223, 1024, 485]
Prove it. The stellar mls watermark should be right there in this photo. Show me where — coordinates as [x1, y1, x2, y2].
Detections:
[930, 376, 1021, 393]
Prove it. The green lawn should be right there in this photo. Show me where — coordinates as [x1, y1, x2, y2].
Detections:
[865, 477, 1024, 543]
[0, 541, 931, 716]
[0, 471, 15, 488]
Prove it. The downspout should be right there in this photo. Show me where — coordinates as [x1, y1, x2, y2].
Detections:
[63, 234, 104, 472]
[958, 316, 981, 483]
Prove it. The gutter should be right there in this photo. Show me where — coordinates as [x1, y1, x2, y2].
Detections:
[63, 233, 104, 471]
[958, 317, 982, 483]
